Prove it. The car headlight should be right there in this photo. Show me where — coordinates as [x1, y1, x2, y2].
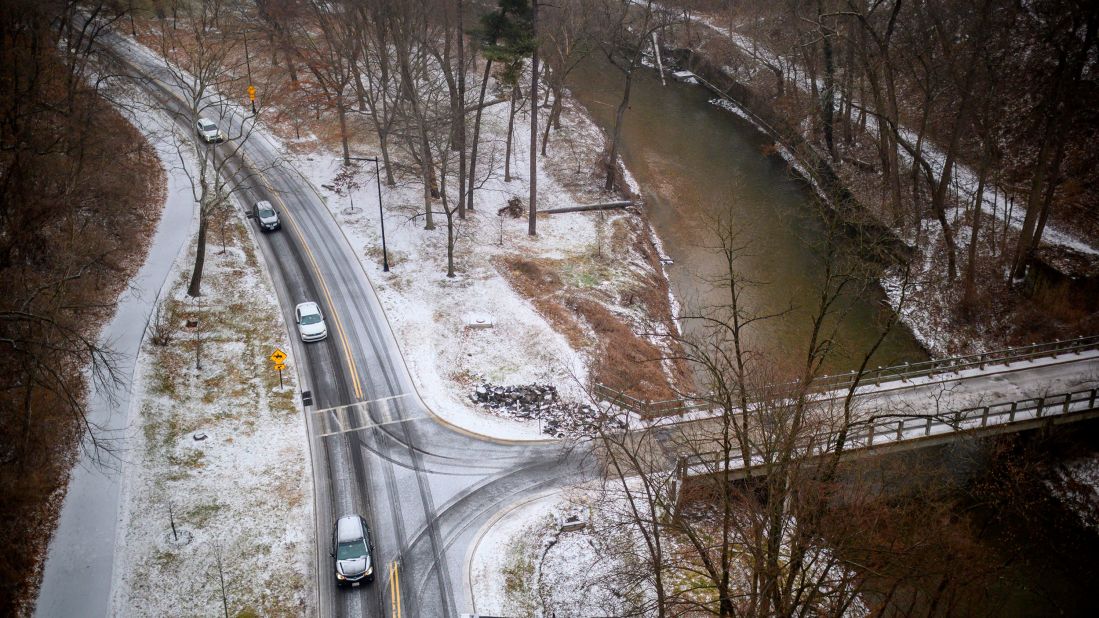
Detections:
[364, 565, 373, 576]
[336, 572, 346, 580]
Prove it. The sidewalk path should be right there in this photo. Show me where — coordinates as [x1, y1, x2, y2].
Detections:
[35, 107, 196, 618]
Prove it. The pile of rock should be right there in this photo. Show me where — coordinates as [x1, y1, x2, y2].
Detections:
[469, 380, 625, 437]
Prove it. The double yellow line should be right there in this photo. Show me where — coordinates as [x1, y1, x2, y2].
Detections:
[389, 560, 403, 618]
[255, 164, 365, 400]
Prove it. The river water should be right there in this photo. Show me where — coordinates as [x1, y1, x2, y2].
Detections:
[567, 59, 926, 373]
[567, 59, 1098, 615]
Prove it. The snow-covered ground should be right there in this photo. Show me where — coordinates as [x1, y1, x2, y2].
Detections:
[275, 85, 671, 441]
[107, 102, 313, 615]
[467, 490, 646, 617]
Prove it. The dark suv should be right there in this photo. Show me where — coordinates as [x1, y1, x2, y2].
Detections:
[333, 514, 374, 587]
[252, 200, 281, 232]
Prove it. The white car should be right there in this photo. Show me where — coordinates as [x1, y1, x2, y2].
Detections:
[195, 117, 225, 143]
[295, 301, 328, 342]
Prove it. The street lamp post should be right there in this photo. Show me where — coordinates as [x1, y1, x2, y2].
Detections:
[242, 27, 256, 115]
[348, 156, 389, 272]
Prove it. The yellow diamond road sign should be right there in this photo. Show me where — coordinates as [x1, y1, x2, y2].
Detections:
[269, 349, 287, 364]
[274, 363, 287, 371]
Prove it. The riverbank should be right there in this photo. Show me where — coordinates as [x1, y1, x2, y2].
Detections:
[655, 5, 1099, 357]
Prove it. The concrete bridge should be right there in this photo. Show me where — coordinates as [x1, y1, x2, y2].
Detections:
[594, 336, 1099, 487]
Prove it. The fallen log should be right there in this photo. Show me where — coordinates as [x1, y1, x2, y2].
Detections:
[541, 200, 633, 215]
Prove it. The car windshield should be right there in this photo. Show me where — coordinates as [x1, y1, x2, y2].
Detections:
[200, 121, 215, 131]
[258, 207, 275, 218]
[300, 313, 322, 325]
[337, 539, 366, 561]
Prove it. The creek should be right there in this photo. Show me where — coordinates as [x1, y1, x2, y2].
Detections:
[567, 57, 1097, 616]
[567, 58, 926, 374]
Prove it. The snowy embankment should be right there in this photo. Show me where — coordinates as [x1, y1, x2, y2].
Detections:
[660, 6, 1098, 354]
[467, 490, 646, 617]
[274, 81, 677, 440]
[682, 8, 1098, 257]
[108, 92, 313, 615]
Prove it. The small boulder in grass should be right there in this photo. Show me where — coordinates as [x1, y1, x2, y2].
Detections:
[558, 513, 586, 532]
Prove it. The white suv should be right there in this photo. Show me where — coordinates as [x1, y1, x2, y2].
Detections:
[195, 117, 225, 143]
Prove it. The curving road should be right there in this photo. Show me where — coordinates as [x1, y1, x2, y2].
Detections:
[72, 28, 588, 618]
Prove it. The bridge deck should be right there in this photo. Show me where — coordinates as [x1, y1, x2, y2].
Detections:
[680, 387, 1099, 483]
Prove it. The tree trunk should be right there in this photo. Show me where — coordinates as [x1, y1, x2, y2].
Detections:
[187, 214, 209, 297]
[605, 68, 634, 192]
[963, 140, 992, 309]
[541, 85, 562, 156]
[819, 7, 838, 162]
[1028, 135, 1068, 259]
[336, 91, 350, 165]
[397, 39, 436, 229]
[380, 129, 396, 186]
[505, 83, 518, 182]
[529, 0, 539, 237]
[467, 58, 492, 212]
[456, 0, 467, 220]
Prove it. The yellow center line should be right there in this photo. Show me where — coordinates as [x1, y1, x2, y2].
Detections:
[394, 560, 402, 618]
[252, 161, 365, 400]
[389, 561, 396, 617]
[116, 46, 367, 401]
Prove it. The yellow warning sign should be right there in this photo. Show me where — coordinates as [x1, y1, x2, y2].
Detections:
[269, 348, 287, 364]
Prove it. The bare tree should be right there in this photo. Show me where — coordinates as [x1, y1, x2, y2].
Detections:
[596, 0, 667, 192]
[588, 202, 946, 616]
[538, 0, 594, 156]
[145, 0, 274, 298]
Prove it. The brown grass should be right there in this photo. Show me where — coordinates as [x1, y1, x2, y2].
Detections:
[0, 87, 165, 616]
[497, 253, 687, 404]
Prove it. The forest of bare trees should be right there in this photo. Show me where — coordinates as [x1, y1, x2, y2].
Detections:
[660, 0, 1099, 347]
[0, 1, 163, 612]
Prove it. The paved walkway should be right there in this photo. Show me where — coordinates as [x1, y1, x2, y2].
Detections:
[35, 106, 197, 618]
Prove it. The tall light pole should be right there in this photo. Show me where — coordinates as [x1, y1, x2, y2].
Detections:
[348, 156, 389, 272]
[238, 20, 257, 115]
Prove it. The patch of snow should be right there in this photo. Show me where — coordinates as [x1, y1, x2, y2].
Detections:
[282, 68, 676, 441]
[108, 90, 313, 615]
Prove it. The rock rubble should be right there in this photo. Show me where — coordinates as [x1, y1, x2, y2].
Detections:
[469, 380, 625, 437]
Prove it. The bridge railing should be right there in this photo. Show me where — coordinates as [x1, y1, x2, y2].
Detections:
[596, 336, 1099, 418]
[679, 386, 1099, 480]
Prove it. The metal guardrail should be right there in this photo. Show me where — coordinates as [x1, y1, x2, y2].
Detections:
[594, 336, 1099, 418]
[679, 386, 1099, 479]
